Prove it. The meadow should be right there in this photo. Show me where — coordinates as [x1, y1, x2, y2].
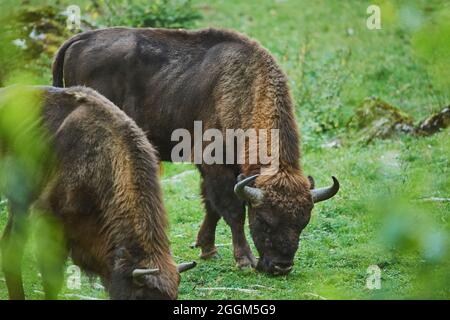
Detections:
[0, 0, 449, 299]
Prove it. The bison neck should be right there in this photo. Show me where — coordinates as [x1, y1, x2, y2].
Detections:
[236, 56, 302, 177]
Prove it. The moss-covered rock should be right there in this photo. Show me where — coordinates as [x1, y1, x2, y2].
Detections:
[348, 97, 415, 143]
[415, 106, 450, 136]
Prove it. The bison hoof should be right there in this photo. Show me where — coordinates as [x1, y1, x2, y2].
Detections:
[235, 254, 257, 269]
[199, 247, 219, 259]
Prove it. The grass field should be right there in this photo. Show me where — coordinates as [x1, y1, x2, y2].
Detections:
[0, 0, 449, 299]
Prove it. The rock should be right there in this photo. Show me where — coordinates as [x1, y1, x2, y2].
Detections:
[347, 96, 415, 143]
[415, 106, 450, 136]
[347, 97, 449, 143]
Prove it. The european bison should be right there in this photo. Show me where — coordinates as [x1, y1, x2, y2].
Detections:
[53, 27, 339, 275]
[0, 86, 195, 300]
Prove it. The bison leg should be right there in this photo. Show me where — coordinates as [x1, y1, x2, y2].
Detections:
[1, 203, 28, 300]
[197, 165, 256, 268]
[195, 188, 221, 259]
[223, 212, 257, 269]
[34, 213, 67, 300]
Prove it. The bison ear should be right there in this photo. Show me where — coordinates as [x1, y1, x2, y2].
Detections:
[237, 174, 246, 183]
[307, 176, 315, 189]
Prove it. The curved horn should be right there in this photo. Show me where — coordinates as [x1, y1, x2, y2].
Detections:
[177, 261, 197, 273]
[132, 268, 159, 278]
[311, 176, 340, 203]
[234, 174, 264, 205]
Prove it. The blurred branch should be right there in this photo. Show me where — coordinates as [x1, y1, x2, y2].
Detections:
[33, 290, 102, 300]
[418, 197, 450, 202]
[63, 293, 103, 300]
[300, 292, 327, 300]
[197, 287, 259, 293]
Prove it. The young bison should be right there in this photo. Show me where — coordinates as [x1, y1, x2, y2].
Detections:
[0, 86, 195, 300]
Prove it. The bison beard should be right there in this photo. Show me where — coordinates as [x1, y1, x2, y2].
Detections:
[0, 86, 195, 300]
[53, 27, 339, 274]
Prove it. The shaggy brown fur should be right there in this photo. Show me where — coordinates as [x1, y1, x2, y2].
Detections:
[53, 27, 322, 274]
[0, 86, 178, 299]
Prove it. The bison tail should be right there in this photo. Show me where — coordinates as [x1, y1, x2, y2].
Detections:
[52, 31, 92, 87]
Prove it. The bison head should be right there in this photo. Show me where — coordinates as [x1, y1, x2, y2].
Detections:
[109, 248, 196, 299]
[234, 173, 339, 275]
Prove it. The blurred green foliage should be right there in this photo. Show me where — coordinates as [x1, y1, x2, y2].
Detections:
[0, 2, 69, 85]
[92, 0, 202, 28]
[0, 0, 202, 85]
[0, 86, 54, 206]
[412, 6, 450, 94]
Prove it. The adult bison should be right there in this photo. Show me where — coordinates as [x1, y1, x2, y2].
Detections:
[53, 28, 339, 275]
[0, 86, 195, 299]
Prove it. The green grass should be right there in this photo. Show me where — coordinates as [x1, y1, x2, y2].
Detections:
[1, 0, 449, 299]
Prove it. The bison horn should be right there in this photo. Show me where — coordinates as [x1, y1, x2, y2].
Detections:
[177, 261, 197, 273]
[132, 268, 160, 278]
[311, 176, 340, 203]
[234, 174, 264, 205]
